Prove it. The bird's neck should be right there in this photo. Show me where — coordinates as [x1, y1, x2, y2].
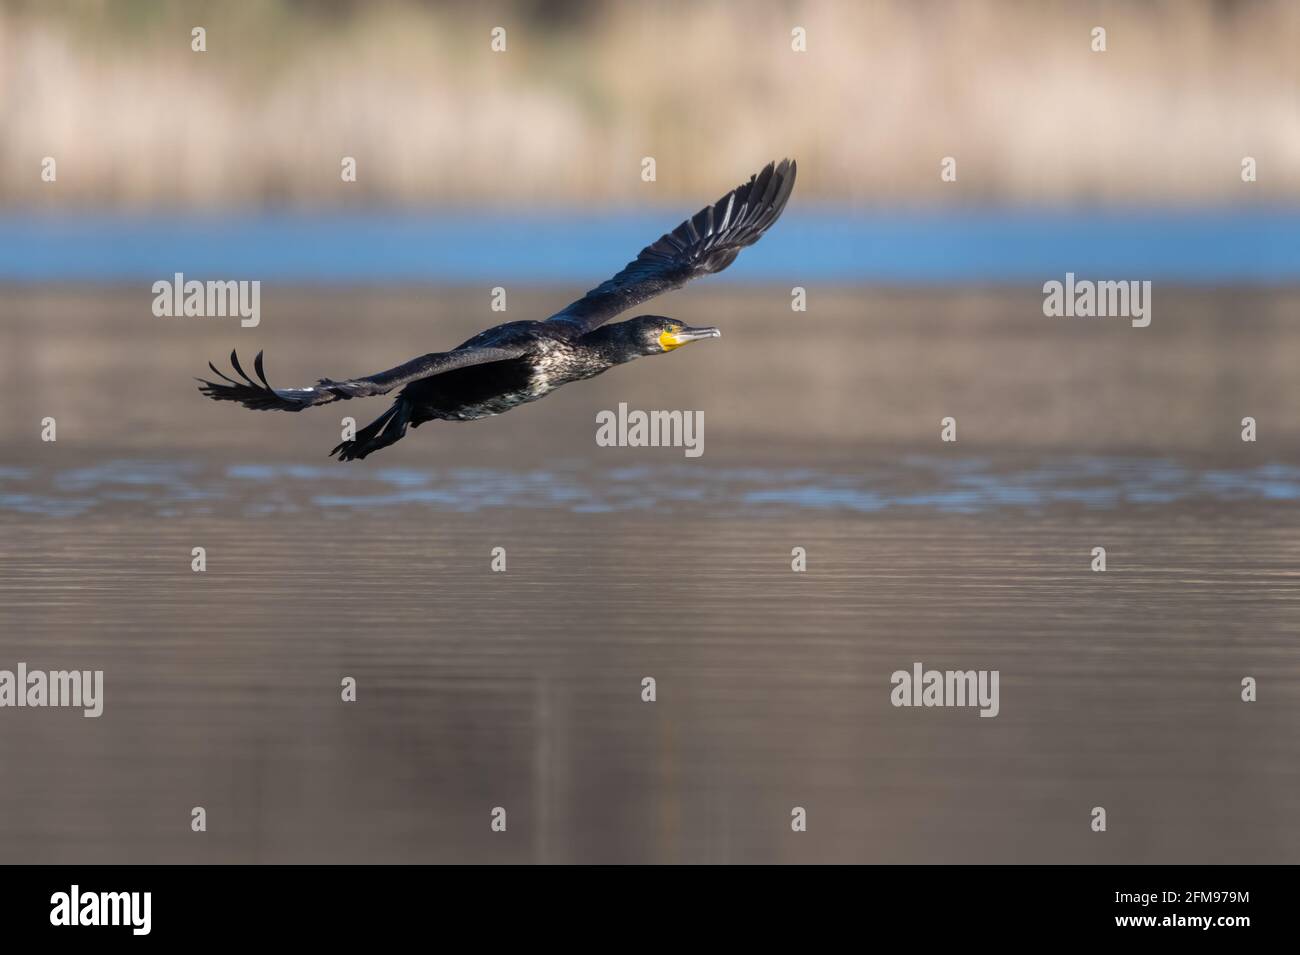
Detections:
[576, 325, 643, 365]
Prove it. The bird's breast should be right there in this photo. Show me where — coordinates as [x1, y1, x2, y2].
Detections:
[527, 339, 610, 389]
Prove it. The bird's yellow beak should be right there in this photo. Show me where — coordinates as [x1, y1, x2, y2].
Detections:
[659, 325, 721, 351]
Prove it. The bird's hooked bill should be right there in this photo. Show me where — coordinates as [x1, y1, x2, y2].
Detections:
[669, 325, 722, 345]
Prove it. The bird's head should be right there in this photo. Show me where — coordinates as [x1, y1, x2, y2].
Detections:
[616, 315, 722, 357]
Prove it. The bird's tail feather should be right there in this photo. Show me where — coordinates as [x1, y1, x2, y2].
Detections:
[330, 397, 411, 461]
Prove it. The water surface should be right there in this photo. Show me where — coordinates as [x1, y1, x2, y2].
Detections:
[3, 209, 1298, 283]
[0, 287, 1296, 863]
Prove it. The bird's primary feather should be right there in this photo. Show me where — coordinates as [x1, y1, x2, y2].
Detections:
[544, 158, 797, 335]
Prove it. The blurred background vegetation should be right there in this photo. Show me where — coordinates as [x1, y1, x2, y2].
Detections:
[1, 0, 1297, 209]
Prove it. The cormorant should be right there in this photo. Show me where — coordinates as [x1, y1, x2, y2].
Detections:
[198, 158, 797, 460]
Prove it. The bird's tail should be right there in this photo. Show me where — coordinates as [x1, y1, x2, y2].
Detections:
[330, 397, 412, 461]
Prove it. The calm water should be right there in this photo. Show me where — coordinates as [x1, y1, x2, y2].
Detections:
[3, 209, 1300, 283]
[0, 286, 1297, 863]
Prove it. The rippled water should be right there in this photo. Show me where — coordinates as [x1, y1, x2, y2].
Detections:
[3, 455, 1299, 518]
[0, 287, 1297, 862]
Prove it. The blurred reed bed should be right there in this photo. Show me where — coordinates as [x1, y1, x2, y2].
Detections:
[0, 0, 1297, 209]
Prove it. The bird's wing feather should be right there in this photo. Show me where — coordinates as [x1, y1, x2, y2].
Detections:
[545, 158, 797, 336]
[197, 346, 528, 412]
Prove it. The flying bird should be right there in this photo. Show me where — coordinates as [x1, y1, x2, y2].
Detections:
[198, 158, 797, 460]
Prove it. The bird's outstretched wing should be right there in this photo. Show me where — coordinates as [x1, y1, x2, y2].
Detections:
[197, 346, 528, 412]
[545, 158, 797, 336]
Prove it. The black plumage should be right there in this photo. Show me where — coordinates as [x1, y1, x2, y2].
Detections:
[197, 159, 797, 460]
